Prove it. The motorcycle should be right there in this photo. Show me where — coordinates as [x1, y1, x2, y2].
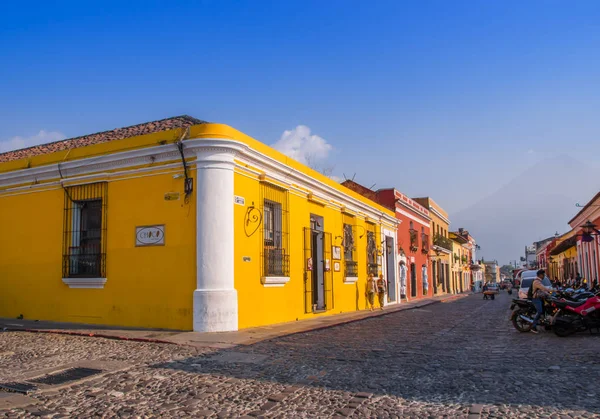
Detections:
[552, 292, 600, 337]
[510, 298, 558, 332]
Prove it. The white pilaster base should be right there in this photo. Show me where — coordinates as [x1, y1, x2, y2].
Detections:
[193, 289, 238, 332]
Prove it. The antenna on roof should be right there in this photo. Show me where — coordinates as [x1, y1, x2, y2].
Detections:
[351, 173, 356, 181]
[369, 183, 376, 190]
[343, 173, 347, 180]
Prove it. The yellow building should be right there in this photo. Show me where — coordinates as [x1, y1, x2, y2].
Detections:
[548, 230, 578, 282]
[0, 116, 399, 332]
[450, 231, 470, 294]
[414, 197, 452, 295]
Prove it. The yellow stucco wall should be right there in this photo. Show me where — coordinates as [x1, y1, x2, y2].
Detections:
[234, 169, 389, 329]
[0, 169, 196, 330]
[0, 122, 397, 330]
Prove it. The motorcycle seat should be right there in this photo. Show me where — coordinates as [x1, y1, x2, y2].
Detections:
[555, 299, 586, 308]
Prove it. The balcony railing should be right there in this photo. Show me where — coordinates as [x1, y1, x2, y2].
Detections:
[345, 260, 358, 277]
[433, 234, 453, 252]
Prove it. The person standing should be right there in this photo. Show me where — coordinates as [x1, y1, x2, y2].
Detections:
[366, 273, 376, 311]
[399, 260, 407, 299]
[529, 269, 553, 334]
[377, 274, 387, 310]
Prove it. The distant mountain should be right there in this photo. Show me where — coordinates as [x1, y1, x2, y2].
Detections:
[450, 155, 600, 264]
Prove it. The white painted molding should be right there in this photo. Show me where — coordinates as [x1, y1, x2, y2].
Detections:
[0, 137, 398, 228]
[62, 277, 107, 289]
[344, 276, 359, 284]
[261, 276, 291, 287]
[395, 208, 430, 227]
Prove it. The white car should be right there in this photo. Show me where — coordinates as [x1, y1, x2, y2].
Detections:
[518, 270, 552, 299]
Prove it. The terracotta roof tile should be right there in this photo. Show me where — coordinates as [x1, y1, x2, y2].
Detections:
[0, 115, 206, 163]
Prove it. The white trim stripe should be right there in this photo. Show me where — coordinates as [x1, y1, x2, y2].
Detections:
[396, 208, 430, 228]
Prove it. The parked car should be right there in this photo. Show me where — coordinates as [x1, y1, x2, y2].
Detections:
[518, 270, 552, 299]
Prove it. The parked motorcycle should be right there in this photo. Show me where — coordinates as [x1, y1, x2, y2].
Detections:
[510, 298, 558, 332]
[552, 292, 600, 337]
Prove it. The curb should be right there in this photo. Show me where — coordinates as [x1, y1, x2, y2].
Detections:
[2, 328, 178, 345]
[2, 294, 470, 346]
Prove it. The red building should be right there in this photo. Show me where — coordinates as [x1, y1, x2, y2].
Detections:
[341, 181, 432, 301]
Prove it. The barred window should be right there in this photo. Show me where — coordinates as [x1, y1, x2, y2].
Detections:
[343, 221, 358, 277]
[261, 183, 289, 277]
[63, 182, 107, 278]
[366, 222, 378, 275]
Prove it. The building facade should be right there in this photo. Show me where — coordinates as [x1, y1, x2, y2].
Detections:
[483, 261, 500, 283]
[0, 117, 399, 332]
[548, 230, 578, 282]
[340, 182, 432, 302]
[569, 192, 600, 287]
[413, 197, 452, 295]
[450, 231, 470, 293]
[375, 189, 432, 301]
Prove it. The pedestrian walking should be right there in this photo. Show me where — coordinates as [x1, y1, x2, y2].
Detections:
[377, 274, 387, 310]
[528, 269, 553, 334]
[367, 273, 376, 311]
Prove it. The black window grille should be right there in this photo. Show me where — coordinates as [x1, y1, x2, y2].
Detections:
[345, 261, 359, 277]
[63, 182, 107, 278]
[261, 183, 289, 277]
[343, 220, 358, 277]
[366, 224, 378, 275]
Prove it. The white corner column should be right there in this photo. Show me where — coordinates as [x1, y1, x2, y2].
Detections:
[193, 148, 238, 332]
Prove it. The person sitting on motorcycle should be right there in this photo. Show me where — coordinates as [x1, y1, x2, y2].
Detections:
[529, 269, 553, 334]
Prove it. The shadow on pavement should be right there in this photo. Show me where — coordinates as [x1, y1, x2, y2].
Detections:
[150, 293, 600, 414]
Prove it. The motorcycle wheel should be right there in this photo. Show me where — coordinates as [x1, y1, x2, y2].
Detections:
[512, 310, 532, 333]
[553, 324, 575, 337]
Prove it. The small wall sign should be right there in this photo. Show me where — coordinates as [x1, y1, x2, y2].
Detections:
[164, 192, 180, 201]
[136, 225, 165, 247]
[332, 246, 341, 260]
[234, 196, 246, 206]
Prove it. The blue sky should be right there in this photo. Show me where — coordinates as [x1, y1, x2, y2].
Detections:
[1, 1, 600, 261]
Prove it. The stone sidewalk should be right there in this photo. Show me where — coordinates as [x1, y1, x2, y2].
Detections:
[0, 293, 468, 349]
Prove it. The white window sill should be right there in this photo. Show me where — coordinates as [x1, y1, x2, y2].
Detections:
[261, 276, 290, 287]
[344, 276, 359, 284]
[62, 277, 107, 289]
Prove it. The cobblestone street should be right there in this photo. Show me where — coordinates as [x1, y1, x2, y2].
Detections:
[2, 292, 600, 418]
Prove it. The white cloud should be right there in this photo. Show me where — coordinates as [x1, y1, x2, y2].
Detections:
[0, 130, 66, 153]
[272, 125, 332, 166]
